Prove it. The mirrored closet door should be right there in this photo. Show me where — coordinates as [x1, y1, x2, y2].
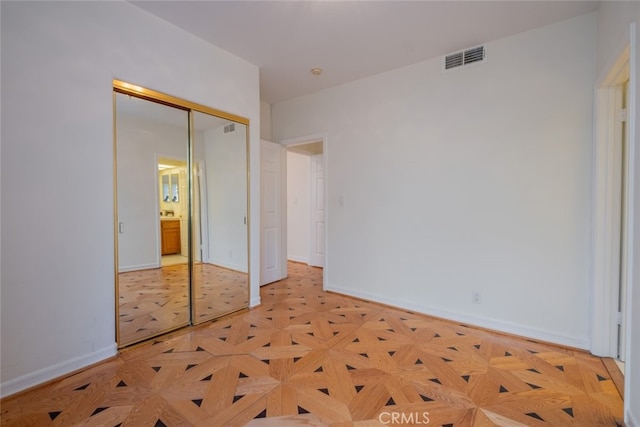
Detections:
[114, 81, 249, 348]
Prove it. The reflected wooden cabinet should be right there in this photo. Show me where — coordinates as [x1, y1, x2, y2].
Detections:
[161, 219, 181, 255]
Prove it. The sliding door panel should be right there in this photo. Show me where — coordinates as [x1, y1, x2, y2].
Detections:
[192, 111, 249, 323]
[115, 92, 190, 346]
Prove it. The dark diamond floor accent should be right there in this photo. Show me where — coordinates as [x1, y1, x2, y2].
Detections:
[386, 397, 396, 406]
[152, 366, 161, 372]
[318, 388, 329, 395]
[239, 372, 248, 378]
[415, 358, 423, 365]
[255, 409, 267, 419]
[48, 411, 62, 421]
[186, 364, 197, 370]
[192, 399, 203, 407]
[597, 374, 608, 381]
[298, 406, 309, 414]
[499, 385, 508, 393]
[315, 366, 323, 372]
[461, 375, 470, 382]
[196, 346, 205, 351]
[430, 378, 442, 384]
[155, 420, 167, 427]
[556, 365, 565, 371]
[163, 349, 173, 354]
[442, 357, 452, 362]
[474, 344, 481, 349]
[527, 382, 542, 389]
[420, 394, 434, 402]
[352, 338, 359, 343]
[505, 351, 513, 356]
[74, 383, 90, 391]
[233, 395, 244, 403]
[562, 407, 574, 418]
[116, 380, 127, 387]
[360, 353, 369, 358]
[91, 407, 109, 416]
[201, 374, 213, 381]
[434, 333, 441, 337]
[388, 351, 396, 356]
[355, 385, 364, 393]
[346, 364, 355, 370]
[526, 412, 544, 421]
[527, 368, 540, 374]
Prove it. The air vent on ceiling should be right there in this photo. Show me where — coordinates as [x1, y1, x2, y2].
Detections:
[444, 45, 485, 70]
[224, 123, 235, 133]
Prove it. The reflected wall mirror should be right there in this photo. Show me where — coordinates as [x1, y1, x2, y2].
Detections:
[114, 80, 250, 347]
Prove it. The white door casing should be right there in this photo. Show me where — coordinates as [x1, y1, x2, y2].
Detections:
[592, 45, 631, 358]
[310, 154, 325, 267]
[261, 140, 287, 285]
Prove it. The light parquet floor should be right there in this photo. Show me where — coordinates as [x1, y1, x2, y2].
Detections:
[118, 263, 249, 346]
[2, 262, 623, 426]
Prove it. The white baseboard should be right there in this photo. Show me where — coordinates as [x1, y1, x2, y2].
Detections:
[628, 409, 639, 427]
[1, 344, 117, 399]
[250, 296, 261, 307]
[287, 255, 309, 264]
[207, 258, 248, 274]
[118, 262, 158, 273]
[326, 284, 589, 350]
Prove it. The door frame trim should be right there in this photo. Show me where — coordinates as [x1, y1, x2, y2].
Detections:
[591, 43, 632, 358]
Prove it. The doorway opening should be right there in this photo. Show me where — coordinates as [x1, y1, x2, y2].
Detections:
[286, 141, 325, 268]
[158, 157, 188, 267]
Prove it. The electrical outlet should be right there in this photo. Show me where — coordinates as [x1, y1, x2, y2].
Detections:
[472, 291, 481, 304]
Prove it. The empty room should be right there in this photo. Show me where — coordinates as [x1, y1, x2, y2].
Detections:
[1, 1, 639, 426]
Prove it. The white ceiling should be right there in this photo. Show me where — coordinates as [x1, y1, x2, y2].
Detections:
[130, 0, 599, 104]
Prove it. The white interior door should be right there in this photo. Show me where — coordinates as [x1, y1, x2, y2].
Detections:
[309, 154, 325, 267]
[261, 140, 286, 285]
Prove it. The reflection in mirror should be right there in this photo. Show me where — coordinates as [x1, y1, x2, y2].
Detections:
[115, 92, 190, 346]
[161, 174, 170, 202]
[171, 173, 179, 202]
[192, 111, 249, 323]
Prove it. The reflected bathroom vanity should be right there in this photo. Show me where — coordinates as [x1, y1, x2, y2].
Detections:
[160, 218, 181, 255]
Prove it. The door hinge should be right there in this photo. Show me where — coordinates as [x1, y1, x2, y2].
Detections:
[617, 109, 628, 122]
[617, 311, 623, 325]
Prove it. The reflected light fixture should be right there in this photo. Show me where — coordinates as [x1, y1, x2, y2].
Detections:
[310, 67, 323, 76]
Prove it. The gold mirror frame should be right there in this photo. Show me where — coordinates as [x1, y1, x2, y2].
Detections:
[113, 79, 250, 347]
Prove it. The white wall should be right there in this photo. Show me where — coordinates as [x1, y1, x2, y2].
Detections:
[273, 13, 597, 348]
[203, 125, 249, 272]
[596, 3, 640, 425]
[261, 101, 273, 141]
[0, 1, 260, 397]
[287, 151, 311, 263]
